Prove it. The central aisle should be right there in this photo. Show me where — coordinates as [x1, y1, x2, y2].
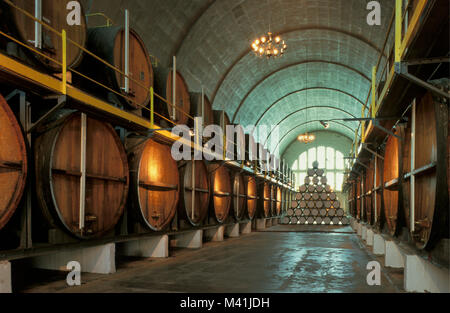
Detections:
[22, 226, 402, 293]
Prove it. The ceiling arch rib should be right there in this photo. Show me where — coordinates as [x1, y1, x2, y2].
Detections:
[231, 60, 370, 123]
[273, 120, 358, 155]
[254, 87, 365, 126]
[209, 25, 385, 104]
[261, 106, 358, 146]
[256, 90, 362, 133]
[234, 62, 371, 127]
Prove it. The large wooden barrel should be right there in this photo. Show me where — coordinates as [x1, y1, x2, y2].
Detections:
[207, 163, 231, 224]
[230, 171, 246, 221]
[365, 159, 374, 225]
[258, 180, 271, 218]
[374, 156, 383, 229]
[382, 127, 404, 236]
[178, 160, 210, 226]
[35, 112, 129, 239]
[154, 69, 191, 126]
[213, 110, 231, 131]
[244, 175, 257, 220]
[0, 94, 27, 230]
[276, 186, 282, 216]
[406, 93, 449, 249]
[0, 0, 87, 72]
[189, 93, 214, 128]
[356, 177, 362, 220]
[127, 137, 179, 231]
[76, 26, 153, 111]
[270, 184, 277, 216]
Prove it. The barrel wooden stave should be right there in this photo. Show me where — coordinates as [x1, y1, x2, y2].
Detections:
[244, 175, 257, 220]
[127, 137, 179, 231]
[1, 0, 87, 71]
[35, 113, 129, 239]
[0, 94, 27, 230]
[230, 171, 246, 221]
[207, 163, 231, 224]
[179, 160, 210, 226]
[76, 26, 153, 110]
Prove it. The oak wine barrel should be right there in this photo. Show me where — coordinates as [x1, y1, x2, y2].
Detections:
[295, 209, 303, 217]
[0, 0, 86, 72]
[35, 112, 129, 239]
[230, 171, 246, 221]
[244, 175, 257, 220]
[76, 26, 153, 111]
[154, 68, 191, 126]
[178, 160, 210, 226]
[0, 94, 27, 230]
[365, 159, 374, 224]
[406, 92, 449, 249]
[286, 208, 294, 217]
[281, 216, 290, 224]
[207, 163, 231, 224]
[276, 186, 282, 216]
[298, 216, 306, 224]
[258, 180, 271, 218]
[295, 192, 302, 200]
[323, 217, 331, 225]
[382, 127, 404, 236]
[315, 216, 323, 224]
[306, 217, 314, 224]
[189, 93, 214, 128]
[375, 156, 384, 228]
[290, 216, 298, 224]
[127, 137, 179, 231]
[356, 178, 362, 220]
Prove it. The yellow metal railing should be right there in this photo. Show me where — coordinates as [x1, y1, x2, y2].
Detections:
[0, 0, 295, 188]
[354, 0, 429, 152]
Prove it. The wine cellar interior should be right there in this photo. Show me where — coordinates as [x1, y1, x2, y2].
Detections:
[0, 0, 448, 295]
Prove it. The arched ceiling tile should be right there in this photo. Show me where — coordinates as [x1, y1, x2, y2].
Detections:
[235, 62, 370, 126]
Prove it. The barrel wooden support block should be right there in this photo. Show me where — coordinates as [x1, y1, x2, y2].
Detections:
[361, 225, 368, 241]
[384, 241, 405, 268]
[366, 229, 374, 246]
[265, 218, 273, 228]
[170, 230, 203, 249]
[404, 255, 450, 293]
[0, 261, 11, 294]
[239, 221, 252, 234]
[204, 226, 224, 242]
[356, 223, 362, 236]
[272, 217, 279, 226]
[373, 234, 386, 255]
[225, 223, 240, 238]
[117, 235, 169, 258]
[30, 244, 116, 274]
[256, 219, 267, 230]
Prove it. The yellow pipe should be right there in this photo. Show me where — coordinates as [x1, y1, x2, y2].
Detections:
[150, 87, 154, 127]
[62, 30, 67, 95]
[371, 66, 377, 118]
[395, 0, 403, 63]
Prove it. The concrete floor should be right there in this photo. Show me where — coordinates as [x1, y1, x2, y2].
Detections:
[19, 225, 403, 293]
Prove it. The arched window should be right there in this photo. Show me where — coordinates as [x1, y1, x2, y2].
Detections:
[294, 147, 346, 191]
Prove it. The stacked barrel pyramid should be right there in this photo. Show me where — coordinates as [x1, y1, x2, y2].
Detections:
[281, 161, 349, 225]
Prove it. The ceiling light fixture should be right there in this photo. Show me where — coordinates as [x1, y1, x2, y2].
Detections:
[297, 133, 316, 144]
[320, 121, 330, 129]
[251, 32, 287, 59]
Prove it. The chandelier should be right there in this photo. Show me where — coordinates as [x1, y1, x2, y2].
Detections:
[298, 133, 316, 144]
[297, 43, 315, 144]
[251, 32, 287, 58]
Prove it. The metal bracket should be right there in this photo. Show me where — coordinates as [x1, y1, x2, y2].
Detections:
[27, 95, 67, 133]
[395, 61, 450, 99]
[373, 119, 401, 139]
[361, 143, 384, 160]
[355, 160, 369, 170]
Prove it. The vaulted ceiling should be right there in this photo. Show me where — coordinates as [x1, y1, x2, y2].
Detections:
[84, 0, 395, 156]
